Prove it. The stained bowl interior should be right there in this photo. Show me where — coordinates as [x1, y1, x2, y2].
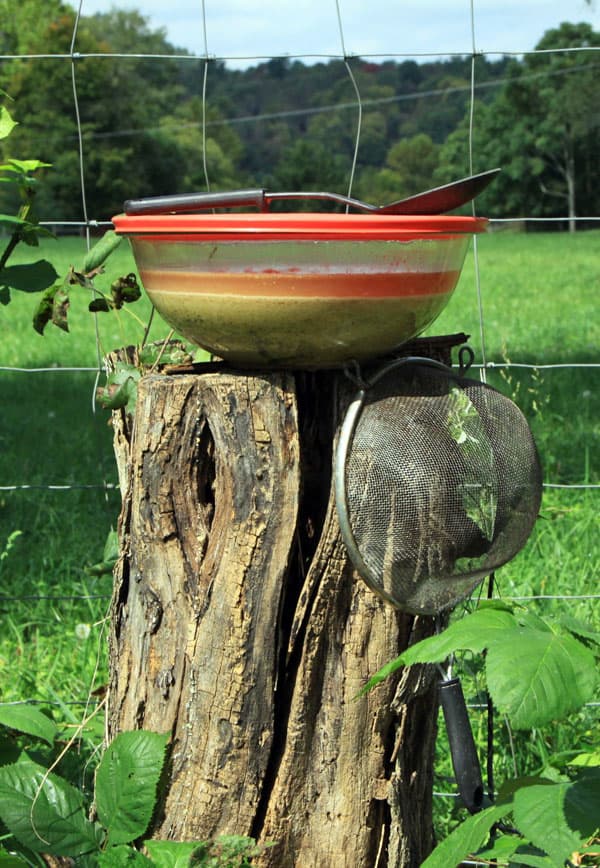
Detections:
[112, 212, 487, 368]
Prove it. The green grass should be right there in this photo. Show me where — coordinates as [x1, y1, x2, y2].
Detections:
[0, 229, 598, 843]
[0, 236, 176, 707]
[0, 235, 166, 367]
[431, 228, 600, 364]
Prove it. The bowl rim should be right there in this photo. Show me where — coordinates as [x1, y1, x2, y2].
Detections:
[112, 212, 488, 242]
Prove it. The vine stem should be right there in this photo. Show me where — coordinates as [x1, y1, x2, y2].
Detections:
[0, 232, 21, 271]
[0, 200, 32, 271]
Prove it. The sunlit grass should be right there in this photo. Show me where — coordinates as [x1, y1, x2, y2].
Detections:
[431, 228, 600, 364]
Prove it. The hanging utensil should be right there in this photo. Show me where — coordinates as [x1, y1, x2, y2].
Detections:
[123, 168, 500, 216]
[334, 357, 542, 616]
[439, 677, 485, 814]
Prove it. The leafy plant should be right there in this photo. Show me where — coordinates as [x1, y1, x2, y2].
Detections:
[0, 98, 56, 307]
[360, 600, 600, 866]
[0, 713, 264, 866]
[1, 94, 143, 335]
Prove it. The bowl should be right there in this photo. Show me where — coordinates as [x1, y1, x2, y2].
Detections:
[112, 212, 487, 369]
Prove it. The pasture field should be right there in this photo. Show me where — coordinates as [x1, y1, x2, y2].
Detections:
[0, 229, 598, 834]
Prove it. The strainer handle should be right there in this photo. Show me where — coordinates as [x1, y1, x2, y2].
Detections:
[439, 678, 485, 814]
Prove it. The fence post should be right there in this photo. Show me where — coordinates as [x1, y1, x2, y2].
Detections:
[106, 340, 460, 866]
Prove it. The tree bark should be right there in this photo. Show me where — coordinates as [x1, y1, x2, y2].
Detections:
[107, 338, 463, 866]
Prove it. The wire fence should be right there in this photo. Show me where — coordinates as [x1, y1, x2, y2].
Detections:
[0, 0, 598, 826]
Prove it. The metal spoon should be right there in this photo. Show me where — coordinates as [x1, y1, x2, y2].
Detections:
[123, 168, 500, 216]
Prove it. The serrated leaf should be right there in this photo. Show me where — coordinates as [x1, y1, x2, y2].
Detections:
[559, 616, 600, 648]
[508, 848, 556, 867]
[563, 771, 600, 839]
[98, 844, 153, 866]
[0, 705, 57, 746]
[486, 627, 598, 729]
[0, 260, 58, 293]
[358, 606, 517, 695]
[95, 731, 169, 847]
[420, 802, 511, 868]
[474, 832, 522, 862]
[0, 735, 21, 766]
[513, 609, 553, 633]
[145, 839, 201, 867]
[0, 759, 101, 856]
[497, 775, 552, 803]
[82, 231, 122, 273]
[513, 782, 580, 866]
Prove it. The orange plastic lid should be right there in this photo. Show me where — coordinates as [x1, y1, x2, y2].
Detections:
[112, 212, 488, 242]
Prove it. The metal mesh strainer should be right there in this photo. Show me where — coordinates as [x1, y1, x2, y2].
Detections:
[335, 357, 542, 615]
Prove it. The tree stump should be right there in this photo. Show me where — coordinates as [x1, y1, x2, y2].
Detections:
[107, 337, 464, 867]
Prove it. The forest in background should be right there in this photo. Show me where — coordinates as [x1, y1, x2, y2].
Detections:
[0, 0, 599, 225]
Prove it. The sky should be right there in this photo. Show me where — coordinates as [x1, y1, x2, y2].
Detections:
[76, 0, 600, 67]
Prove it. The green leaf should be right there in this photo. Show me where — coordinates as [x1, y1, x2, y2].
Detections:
[98, 844, 153, 866]
[559, 616, 600, 648]
[88, 297, 113, 313]
[563, 769, 600, 840]
[508, 847, 557, 867]
[0, 106, 17, 140]
[475, 833, 525, 863]
[87, 529, 119, 577]
[32, 283, 70, 335]
[420, 802, 511, 868]
[2, 159, 51, 174]
[138, 342, 193, 369]
[95, 731, 169, 847]
[82, 231, 122, 273]
[145, 839, 201, 867]
[0, 759, 101, 856]
[513, 781, 580, 866]
[96, 366, 141, 413]
[0, 261, 58, 294]
[486, 627, 598, 728]
[0, 705, 58, 746]
[0, 215, 29, 230]
[358, 605, 517, 695]
[568, 752, 600, 767]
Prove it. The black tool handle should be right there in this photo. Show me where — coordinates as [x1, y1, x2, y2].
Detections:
[124, 189, 267, 215]
[439, 677, 485, 814]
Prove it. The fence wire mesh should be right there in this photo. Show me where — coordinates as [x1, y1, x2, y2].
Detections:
[0, 0, 598, 826]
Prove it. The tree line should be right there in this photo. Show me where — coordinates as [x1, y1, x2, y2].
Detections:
[1, 0, 598, 227]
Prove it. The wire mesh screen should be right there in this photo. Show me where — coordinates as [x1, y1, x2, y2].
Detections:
[338, 362, 542, 614]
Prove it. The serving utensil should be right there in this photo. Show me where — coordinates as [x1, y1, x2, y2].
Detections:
[123, 168, 500, 217]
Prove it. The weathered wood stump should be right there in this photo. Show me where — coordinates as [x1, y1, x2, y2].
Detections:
[107, 337, 464, 867]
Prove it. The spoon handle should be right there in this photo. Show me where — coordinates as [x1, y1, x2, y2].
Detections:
[124, 189, 267, 215]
